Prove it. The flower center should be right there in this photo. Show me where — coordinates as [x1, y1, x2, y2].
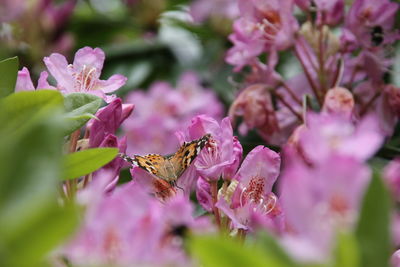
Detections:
[257, 10, 281, 42]
[239, 176, 276, 214]
[72, 64, 98, 92]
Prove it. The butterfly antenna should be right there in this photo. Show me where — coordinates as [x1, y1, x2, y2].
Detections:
[119, 153, 134, 164]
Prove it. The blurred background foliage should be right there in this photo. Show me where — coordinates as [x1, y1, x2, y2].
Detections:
[0, 0, 237, 105]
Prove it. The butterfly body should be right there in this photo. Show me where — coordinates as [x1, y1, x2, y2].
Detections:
[121, 134, 211, 184]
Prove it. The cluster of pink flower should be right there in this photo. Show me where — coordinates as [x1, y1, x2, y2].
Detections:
[226, 0, 399, 145]
[13, 0, 400, 265]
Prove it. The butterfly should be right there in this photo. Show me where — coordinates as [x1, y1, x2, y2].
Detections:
[120, 134, 211, 186]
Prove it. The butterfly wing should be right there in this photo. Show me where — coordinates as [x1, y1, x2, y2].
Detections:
[120, 134, 211, 184]
[168, 134, 211, 178]
[132, 154, 170, 179]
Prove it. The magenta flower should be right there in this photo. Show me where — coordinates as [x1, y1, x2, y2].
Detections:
[279, 152, 371, 262]
[216, 145, 283, 232]
[89, 98, 134, 148]
[177, 115, 243, 181]
[15, 67, 55, 92]
[43, 46, 127, 102]
[122, 72, 223, 156]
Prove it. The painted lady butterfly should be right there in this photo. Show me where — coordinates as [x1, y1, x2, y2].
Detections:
[120, 134, 211, 185]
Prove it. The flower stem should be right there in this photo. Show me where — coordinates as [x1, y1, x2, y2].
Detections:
[360, 90, 381, 116]
[209, 179, 221, 228]
[279, 81, 302, 106]
[65, 129, 81, 198]
[272, 91, 303, 122]
[294, 46, 323, 106]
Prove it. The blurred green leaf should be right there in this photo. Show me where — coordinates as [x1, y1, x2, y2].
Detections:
[254, 232, 298, 267]
[0, 56, 19, 98]
[355, 173, 391, 267]
[332, 232, 360, 267]
[0, 90, 78, 266]
[63, 147, 119, 180]
[0, 90, 63, 138]
[63, 93, 103, 135]
[190, 235, 298, 267]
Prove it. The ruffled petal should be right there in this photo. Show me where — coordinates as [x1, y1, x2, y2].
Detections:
[96, 74, 127, 93]
[43, 53, 74, 92]
[73, 46, 105, 72]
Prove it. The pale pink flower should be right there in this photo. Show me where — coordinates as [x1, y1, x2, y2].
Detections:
[15, 67, 55, 92]
[322, 87, 355, 119]
[190, 0, 239, 23]
[280, 151, 371, 263]
[43, 46, 127, 102]
[216, 146, 283, 232]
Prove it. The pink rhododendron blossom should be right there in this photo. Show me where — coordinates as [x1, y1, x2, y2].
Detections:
[64, 182, 211, 267]
[354, 81, 398, 136]
[89, 98, 133, 148]
[177, 115, 243, 181]
[190, 0, 239, 23]
[229, 84, 279, 138]
[226, 0, 298, 69]
[322, 87, 354, 119]
[43, 46, 127, 102]
[216, 145, 282, 232]
[345, 0, 399, 48]
[295, 0, 344, 26]
[298, 113, 383, 164]
[123, 72, 223, 156]
[280, 152, 371, 263]
[15, 67, 55, 92]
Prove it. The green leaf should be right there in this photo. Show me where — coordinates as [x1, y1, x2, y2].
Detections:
[254, 232, 299, 267]
[0, 56, 19, 98]
[189, 235, 298, 267]
[63, 93, 103, 135]
[332, 232, 360, 267]
[355, 173, 391, 267]
[0, 90, 63, 138]
[62, 147, 119, 180]
[0, 95, 78, 266]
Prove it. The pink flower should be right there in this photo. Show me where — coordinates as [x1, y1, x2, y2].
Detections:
[226, 0, 298, 69]
[89, 98, 134, 148]
[43, 46, 127, 102]
[15, 67, 55, 92]
[190, 0, 239, 23]
[177, 115, 243, 181]
[279, 152, 371, 262]
[64, 181, 210, 266]
[122, 72, 223, 156]
[229, 83, 280, 139]
[345, 0, 399, 48]
[322, 87, 355, 119]
[216, 146, 283, 232]
[298, 113, 383, 164]
[295, 0, 344, 26]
